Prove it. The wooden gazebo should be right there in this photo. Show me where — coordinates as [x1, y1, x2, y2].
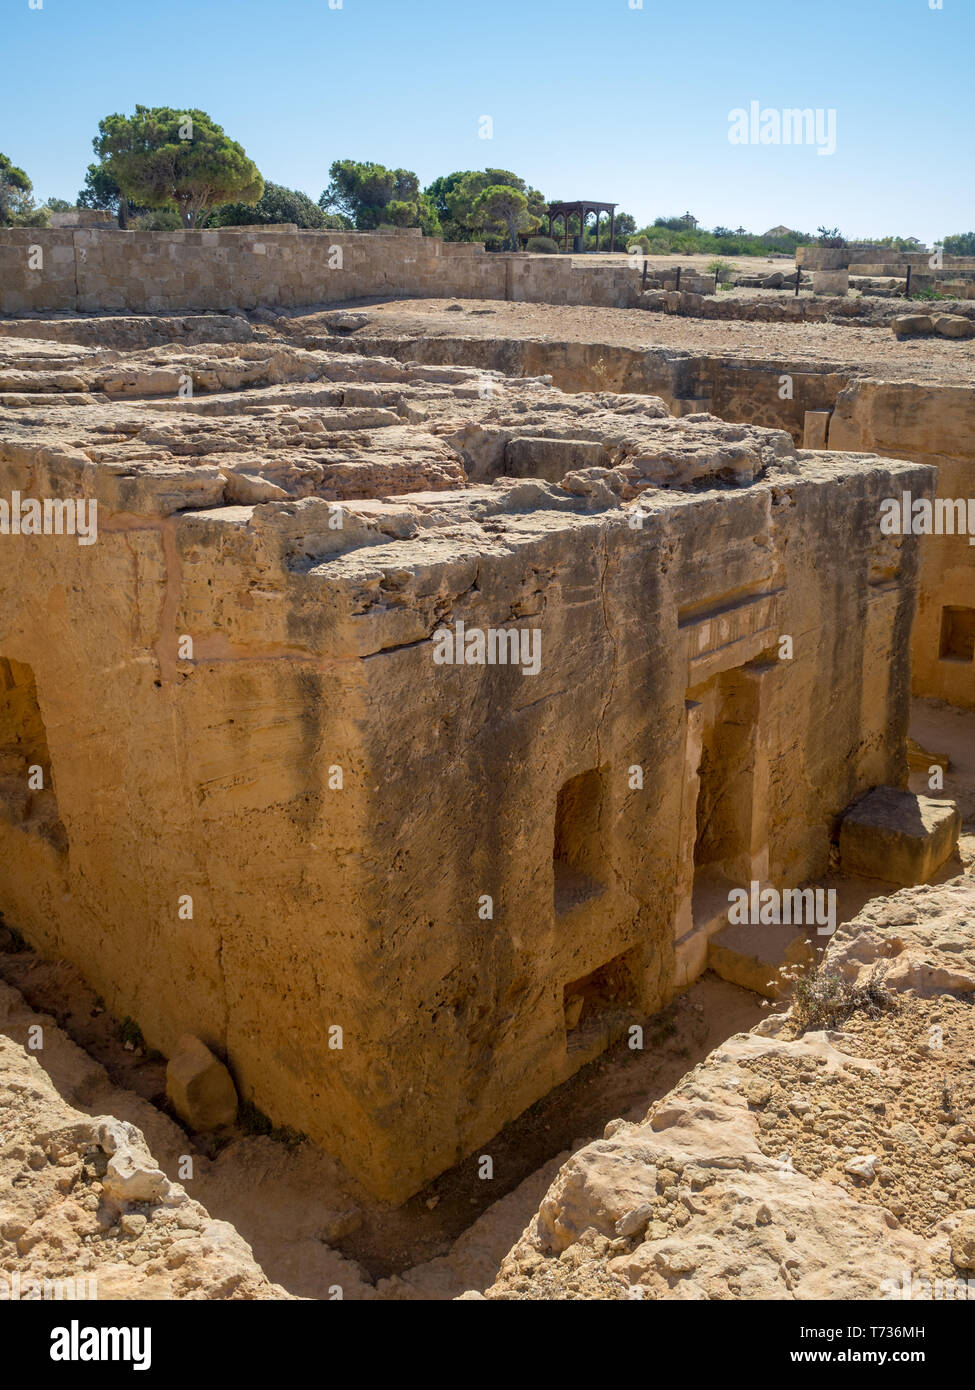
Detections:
[546, 200, 616, 253]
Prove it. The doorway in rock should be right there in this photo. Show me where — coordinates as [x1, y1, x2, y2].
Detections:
[689, 666, 762, 928]
[0, 657, 67, 853]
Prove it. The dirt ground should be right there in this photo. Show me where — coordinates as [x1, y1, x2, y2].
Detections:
[317, 296, 975, 383]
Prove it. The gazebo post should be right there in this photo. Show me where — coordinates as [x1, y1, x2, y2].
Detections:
[610, 209, 615, 253]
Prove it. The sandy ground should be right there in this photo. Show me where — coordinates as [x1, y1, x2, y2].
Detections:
[319, 296, 975, 383]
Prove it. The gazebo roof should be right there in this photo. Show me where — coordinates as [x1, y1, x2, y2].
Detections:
[547, 200, 616, 215]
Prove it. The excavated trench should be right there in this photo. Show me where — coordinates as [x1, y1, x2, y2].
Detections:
[304, 318, 970, 455]
[3, 729, 971, 1295]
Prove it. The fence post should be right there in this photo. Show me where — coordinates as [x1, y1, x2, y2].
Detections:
[675, 265, 681, 292]
[795, 267, 801, 296]
[642, 258, 648, 291]
[905, 266, 912, 300]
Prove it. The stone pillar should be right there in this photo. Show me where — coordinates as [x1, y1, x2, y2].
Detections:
[738, 661, 774, 888]
[802, 410, 832, 449]
[673, 699, 705, 946]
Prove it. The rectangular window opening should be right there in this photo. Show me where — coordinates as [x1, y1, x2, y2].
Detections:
[939, 606, 975, 663]
[553, 766, 607, 915]
[563, 947, 639, 1054]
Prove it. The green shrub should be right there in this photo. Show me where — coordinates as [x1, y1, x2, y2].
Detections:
[707, 258, 733, 283]
[118, 1016, 146, 1048]
[133, 209, 182, 230]
[526, 235, 559, 254]
[943, 232, 975, 256]
[209, 181, 327, 230]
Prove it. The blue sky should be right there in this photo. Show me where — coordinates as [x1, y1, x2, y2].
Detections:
[3, 0, 972, 243]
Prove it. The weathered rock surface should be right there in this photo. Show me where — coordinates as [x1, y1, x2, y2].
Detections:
[892, 313, 975, 340]
[482, 875, 975, 1299]
[0, 1008, 289, 1299]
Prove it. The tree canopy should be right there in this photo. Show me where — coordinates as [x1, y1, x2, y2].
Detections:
[0, 153, 47, 226]
[77, 160, 147, 228]
[471, 184, 529, 251]
[92, 106, 263, 228]
[319, 160, 440, 235]
[433, 169, 545, 245]
[944, 231, 975, 256]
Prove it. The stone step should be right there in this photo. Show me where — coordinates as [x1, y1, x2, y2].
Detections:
[708, 921, 815, 998]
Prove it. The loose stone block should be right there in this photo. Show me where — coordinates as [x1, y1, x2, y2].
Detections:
[708, 921, 815, 998]
[838, 787, 960, 885]
[813, 269, 849, 296]
[166, 1035, 238, 1131]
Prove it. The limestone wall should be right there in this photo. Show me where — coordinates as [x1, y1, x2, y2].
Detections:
[830, 381, 975, 709]
[0, 227, 640, 315]
[798, 244, 975, 276]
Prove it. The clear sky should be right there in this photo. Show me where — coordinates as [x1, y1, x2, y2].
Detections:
[3, 0, 972, 243]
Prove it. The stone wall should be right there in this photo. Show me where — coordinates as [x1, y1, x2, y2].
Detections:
[0, 227, 641, 316]
[798, 246, 975, 272]
[830, 381, 975, 709]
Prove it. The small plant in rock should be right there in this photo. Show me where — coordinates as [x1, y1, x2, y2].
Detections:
[238, 1099, 305, 1149]
[789, 961, 895, 1034]
[912, 288, 950, 301]
[118, 1015, 146, 1050]
[707, 258, 733, 283]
